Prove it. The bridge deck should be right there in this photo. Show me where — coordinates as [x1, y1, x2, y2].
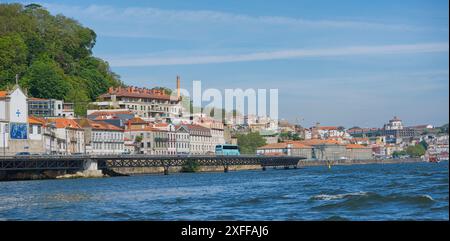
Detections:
[0, 155, 305, 171]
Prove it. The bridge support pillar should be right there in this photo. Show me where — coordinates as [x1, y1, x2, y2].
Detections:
[82, 159, 103, 177]
[164, 166, 169, 175]
[284, 166, 289, 169]
[262, 166, 266, 171]
[224, 166, 229, 173]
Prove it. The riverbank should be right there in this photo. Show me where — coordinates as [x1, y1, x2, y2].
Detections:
[0, 158, 426, 181]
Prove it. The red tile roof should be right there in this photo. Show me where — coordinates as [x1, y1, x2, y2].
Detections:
[259, 141, 312, 149]
[50, 118, 83, 129]
[127, 117, 147, 124]
[89, 110, 134, 116]
[28, 116, 45, 125]
[318, 126, 338, 130]
[77, 119, 123, 132]
[0, 90, 8, 98]
[346, 144, 369, 149]
[100, 86, 176, 101]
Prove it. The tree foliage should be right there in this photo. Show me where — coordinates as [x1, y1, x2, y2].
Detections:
[392, 150, 407, 158]
[0, 3, 122, 116]
[236, 132, 267, 154]
[406, 144, 426, 158]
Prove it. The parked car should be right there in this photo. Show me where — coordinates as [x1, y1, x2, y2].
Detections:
[15, 152, 31, 156]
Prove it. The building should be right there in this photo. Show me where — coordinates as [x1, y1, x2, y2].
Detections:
[28, 97, 74, 117]
[76, 119, 125, 155]
[257, 141, 313, 159]
[87, 110, 135, 128]
[175, 125, 190, 155]
[259, 130, 279, 144]
[91, 81, 182, 122]
[381, 116, 420, 138]
[124, 126, 155, 154]
[196, 118, 226, 150]
[181, 124, 213, 155]
[384, 116, 404, 130]
[257, 139, 373, 160]
[50, 118, 85, 154]
[0, 86, 50, 155]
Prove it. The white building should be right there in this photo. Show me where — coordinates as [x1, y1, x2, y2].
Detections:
[91, 85, 182, 122]
[384, 116, 404, 130]
[76, 119, 125, 155]
[182, 124, 213, 155]
[176, 125, 190, 155]
[50, 118, 85, 154]
[0, 85, 46, 154]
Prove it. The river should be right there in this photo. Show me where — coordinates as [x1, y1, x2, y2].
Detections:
[0, 161, 448, 220]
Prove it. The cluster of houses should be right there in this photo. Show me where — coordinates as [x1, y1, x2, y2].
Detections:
[0, 84, 225, 156]
[254, 116, 448, 161]
[1, 80, 448, 161]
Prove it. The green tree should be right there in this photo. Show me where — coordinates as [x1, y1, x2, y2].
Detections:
[419, 140, 429, 150]
[0, 34, 28, 88]
[236, 132, 267, 154]
[0, 3, 123, 112]
[65, 77, 90, 117]
[406, 144, 426, 158]
[22, 56, 70, 100]
[152, 86, 172, 96]
[392, 150, 407, 158]
[181, 160, 200, 173]
[135, 135, 143, 143]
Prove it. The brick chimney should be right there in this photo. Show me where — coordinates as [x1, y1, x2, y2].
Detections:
[176, 75, 181, 98]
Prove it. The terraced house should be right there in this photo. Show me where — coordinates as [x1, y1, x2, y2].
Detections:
[76, 119, 125, 154]
[49, 118, 85, 154]
[181, 124, 213, 155]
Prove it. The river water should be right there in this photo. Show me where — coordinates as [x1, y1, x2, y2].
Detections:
[0, 161, 448, 220]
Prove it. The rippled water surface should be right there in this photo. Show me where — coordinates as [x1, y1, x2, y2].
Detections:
[0, 161, 448, 220]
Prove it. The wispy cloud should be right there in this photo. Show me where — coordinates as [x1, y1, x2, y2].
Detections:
[40, 3, 428, 38]
[104, 43, 449, 67]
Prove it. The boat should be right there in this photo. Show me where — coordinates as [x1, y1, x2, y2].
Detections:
[423, 152, 440, 163]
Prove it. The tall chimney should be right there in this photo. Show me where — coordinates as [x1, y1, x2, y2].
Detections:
[176, 75, 181, 99]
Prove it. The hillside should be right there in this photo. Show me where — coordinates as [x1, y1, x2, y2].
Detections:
[0, 3, 123, 115]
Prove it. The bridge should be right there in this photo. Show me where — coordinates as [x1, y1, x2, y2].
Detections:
[0, 155, 305, 175]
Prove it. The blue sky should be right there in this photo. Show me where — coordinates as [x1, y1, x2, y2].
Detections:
[4, 0, 449, 127]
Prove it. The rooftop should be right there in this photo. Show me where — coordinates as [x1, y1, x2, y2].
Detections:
[100, 86, 178, 101]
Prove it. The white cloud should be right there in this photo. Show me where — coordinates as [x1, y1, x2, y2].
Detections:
[103, 43, 449, 67]
[41, 3, 425, 35]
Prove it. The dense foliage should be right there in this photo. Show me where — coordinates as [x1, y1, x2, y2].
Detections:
[279, 132, 301, 142]
[236, 132, 267, 154]
[0, 3, 122, 116]
[406, 144, 426, 158]
[181, 160, 200, 173]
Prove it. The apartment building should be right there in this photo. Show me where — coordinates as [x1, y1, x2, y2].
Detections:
[91, 85, 182, 122]
[181, 124, 213, 155]
[76, 119, 125, 154]
[28, 97, 74, 117]
[50, 118, 85, 154]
